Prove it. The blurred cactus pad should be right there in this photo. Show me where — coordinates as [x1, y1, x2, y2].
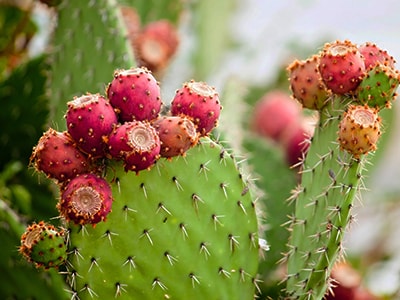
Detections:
[1, 0, 400, 300]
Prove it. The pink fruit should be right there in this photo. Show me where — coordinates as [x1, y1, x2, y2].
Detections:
[107, 121, 161, 173]
[252, 91, 302, 142]
[338, 105, 381, 158]
[358, 42, 396, 70]
[30, 128, 91, 182]
[134, 20, 180, 74]
[288, 54, 331, 110]
[107, 67, 162, 122]
[318, 40, 366, 94]
[58, 173, 113, 225]
[65, 93, 118, 158]
[152, 115, 199, 158]
[170, 80, 222, 136]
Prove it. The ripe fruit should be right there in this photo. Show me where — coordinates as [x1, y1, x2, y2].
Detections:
[358, 42, 396, 70]
[318, 40, 365, 94]
[152, 115, 199, 158]
[338, 105, 381, 158]
[58, 173, 113, 225]
[107, 67, 162, 122]
[65, 93, 118, 158]
[252, 90, 302, 142]
[30, 128, 90, 182]
[171, 80, 222, 136]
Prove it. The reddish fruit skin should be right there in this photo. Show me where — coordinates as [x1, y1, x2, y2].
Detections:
[152, 116, 199, 158]
[252, 91, 302, 142]
[358, 42, 396, 70]
[134, 20, 180, 73]
[318, 40, 366, 94]
[65, 93, 118, 158]
[288, 55, 331, 110]
[170, 80, 222, 136]
[107, 67, 162, 122]
[338, 105, 381, 158]
[58, 174, 113, 225]
[30, 128, 90, 182]
[107, 121, 161, 172]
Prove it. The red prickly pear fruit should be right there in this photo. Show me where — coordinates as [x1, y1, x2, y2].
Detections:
[107, 121, 161, 173]
[134, 20, 180, 74]
[106, 67, 162, 122]
[251, 90, 302, 142]
[318, 40, 366, 94]
[325, 262, 361, 300]
[281, 115, 316, 167]
[19, 221, 67, 269]
[338, 105, 381, 158]
[58, 173, 113, 225]
[65, 93, 118, 158]
[288, 55, 331, 110]
[170, 80, 222, 136]
[358, 42, 396, 70]
[152, 115, 199, 158]
[30, 128, 91, 182]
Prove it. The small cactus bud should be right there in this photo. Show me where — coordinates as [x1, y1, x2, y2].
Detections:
[65, 93, 118, 158]
[318, 40, 365, 94]
[19, 221, 67, 268]
[30, 128, 91, 182]
[171, 80, 222, 136]
[107, 67, 162, 122]
[152, 115, 199, 158]
[107, 121, 161, 172]
[288, 55, 331, 110]
[58, 174, 113, 225]
[338, 105, 381, 158]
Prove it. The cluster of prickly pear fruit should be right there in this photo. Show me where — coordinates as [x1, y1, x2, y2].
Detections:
[22, 66, 260, 299]
[283, 40, 399, 299]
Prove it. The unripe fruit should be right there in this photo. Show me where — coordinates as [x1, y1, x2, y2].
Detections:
[288, 55, 331, 110]
[107, 121, 161, 172]
[171, 80, 222, 136]
[319, 40, 366, 94]
[30, 128, 90, 182]
[19, 221, 67, 268]
[338, 105, 381, 158]
[107, 67, 162, 122]
[58, 173, 113, 225]
[152, 115, 199, 158]
[252, 90, 302, 142]
[65, 93, 118, 158]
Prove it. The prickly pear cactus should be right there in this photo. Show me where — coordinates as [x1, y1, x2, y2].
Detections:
[284, 40, 400, 299]
[66, 139, 259, 299]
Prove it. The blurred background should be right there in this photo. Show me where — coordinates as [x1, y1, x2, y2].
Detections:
[1, 0, 400, 299]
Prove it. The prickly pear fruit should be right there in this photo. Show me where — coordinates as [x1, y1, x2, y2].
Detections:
[288, 55, 331, 110]
[134, 20, 180, 74]
[152, 115, 199, 158]
[338, 105, 381, 158]
[30, 128, 91, 182]
[57, 173, 113, 225]
[251, 90, 302, 142]
[171, 80, 222, 136]
[358, 42, 396, 70]
[107, 121, 161, 172]
[356, 63, 400, 109]
[66, 138, 260, 299]
[65, 93, 118, 158]
[19, 221, 67, 268]
[107, 67, 162, 122]
[318, 40, 365, 94]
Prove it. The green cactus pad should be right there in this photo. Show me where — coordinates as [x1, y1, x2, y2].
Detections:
[285, 97, 365, 299]
[356, 63, 400, 109]
[66, 138, 260, 299]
